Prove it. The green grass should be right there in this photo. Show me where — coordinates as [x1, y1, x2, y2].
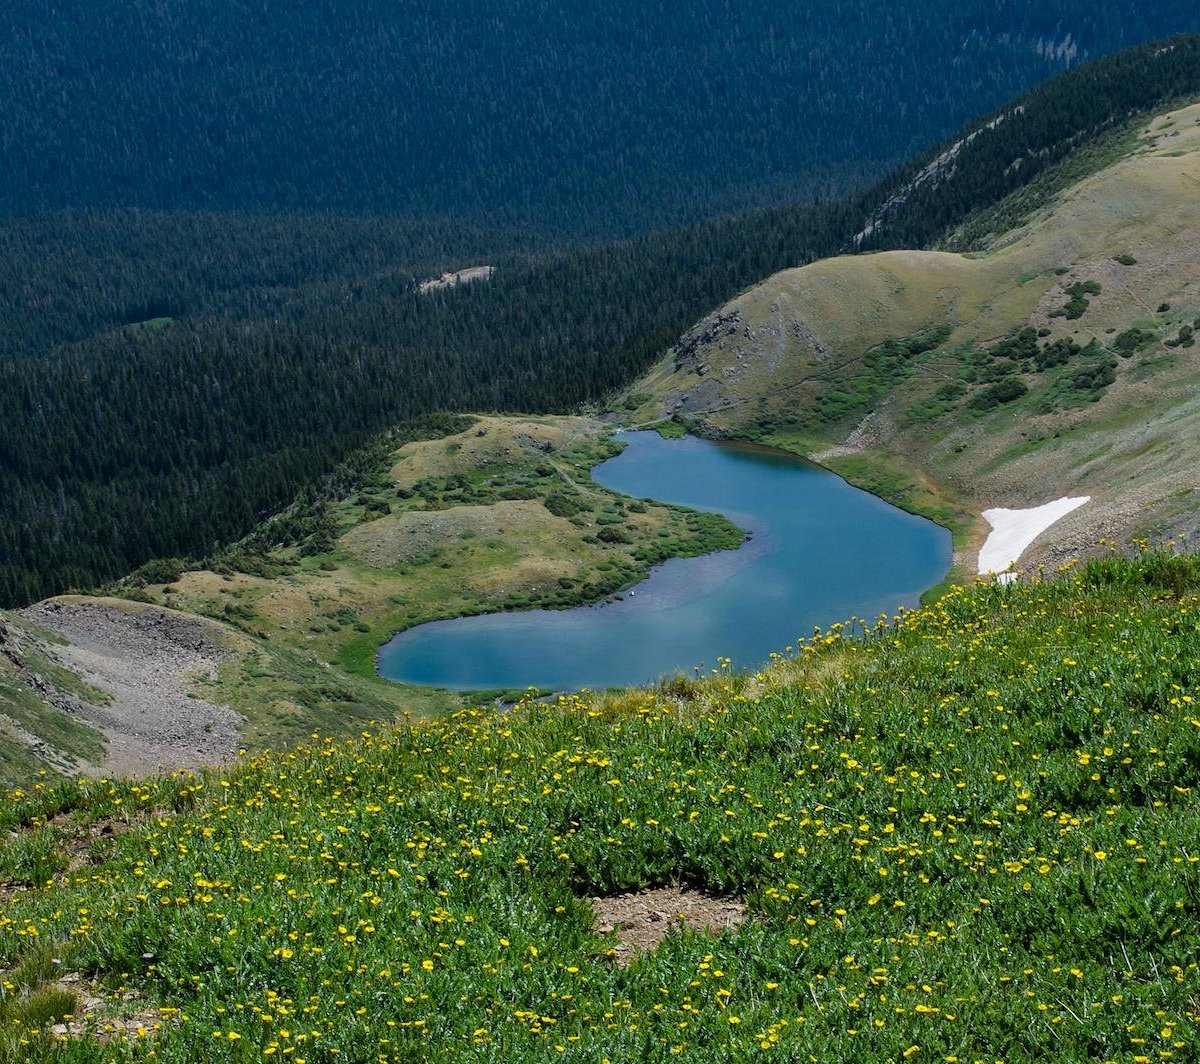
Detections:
[0, 681, 105, 766]
[1, 551, 1198, 1060]
[194, 638, 454, 752]
[123, 316, 175, 332]
[651, 419, 688, 439]
[814, 452, 975, 550]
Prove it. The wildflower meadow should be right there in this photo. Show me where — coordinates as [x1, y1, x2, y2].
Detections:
[2, 552, 1199, 1061]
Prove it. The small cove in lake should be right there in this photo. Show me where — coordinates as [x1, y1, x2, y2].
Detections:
[377, 431, 951, 690]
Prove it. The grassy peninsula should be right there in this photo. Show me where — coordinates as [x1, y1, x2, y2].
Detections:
[0, 415, 744, 783]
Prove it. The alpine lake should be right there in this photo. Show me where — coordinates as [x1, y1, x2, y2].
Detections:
[378, 431, 951, 691]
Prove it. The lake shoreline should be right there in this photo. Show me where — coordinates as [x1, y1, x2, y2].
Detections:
[378, 431, 951, 691]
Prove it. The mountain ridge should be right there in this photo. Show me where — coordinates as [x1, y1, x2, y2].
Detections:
[633, 99, 1200, 581]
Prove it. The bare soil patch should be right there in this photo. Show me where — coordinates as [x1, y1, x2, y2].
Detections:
[589, 886, 747, 965]
[49, 973, 168, 1045]
[0, 879, 29, 901]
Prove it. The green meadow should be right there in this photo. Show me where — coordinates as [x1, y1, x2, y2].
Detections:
[2, 549, 1198, 1061]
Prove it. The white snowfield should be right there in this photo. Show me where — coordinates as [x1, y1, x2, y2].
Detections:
[977, 496, 1091, 579]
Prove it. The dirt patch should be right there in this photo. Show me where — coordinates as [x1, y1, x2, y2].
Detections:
[810, 410, 881, 462]
[18, 599, 244, 777]
[49, 974, 169, 1045]
[0, 880, 29, 902]
[589, 886, 747, 965]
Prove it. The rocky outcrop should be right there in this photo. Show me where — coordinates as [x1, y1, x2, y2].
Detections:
[663, 378, 723, 416]
[418, 265, 496, 294]
[792, 319, 831, 361]
[671, 309, 742, 375]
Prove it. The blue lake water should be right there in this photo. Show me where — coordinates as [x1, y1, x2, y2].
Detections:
[377, 431, 951, 690]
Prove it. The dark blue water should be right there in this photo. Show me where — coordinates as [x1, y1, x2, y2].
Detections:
[377, 432, 951, 690]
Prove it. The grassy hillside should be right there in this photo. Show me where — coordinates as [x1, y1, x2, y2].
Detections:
[1, 550, 1197, 1060]
[634, 101, 1200, 577]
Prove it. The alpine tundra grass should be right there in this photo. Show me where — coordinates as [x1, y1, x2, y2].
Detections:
[1, 551, 1198, 1061]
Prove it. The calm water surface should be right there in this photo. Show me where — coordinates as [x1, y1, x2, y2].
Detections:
[377, 432, 950, 690]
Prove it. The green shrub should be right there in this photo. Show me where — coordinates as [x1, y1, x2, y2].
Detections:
[128, 556, 189, 586]
[1071, 356, 1117, 392]
[1165, 324, 1194, 349]
[543, 492, 586, 518]
[1113, 327, 1153, 357]
[1034, 337, 1080, 370]
[968, 377, 1028, 410]
[1062, 279, 1101, 319]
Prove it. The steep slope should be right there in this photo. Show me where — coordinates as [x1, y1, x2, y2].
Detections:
[636, 101, 1200, 573]
[0, 613, 109, 783]
[2, 602, 242, 781]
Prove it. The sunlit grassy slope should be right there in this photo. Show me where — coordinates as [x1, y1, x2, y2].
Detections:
[635, 102, 1200, 571]
[2, 550, 1198, 1060]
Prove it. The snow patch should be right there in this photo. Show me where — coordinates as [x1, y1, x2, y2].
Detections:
[978, 497, 1090, 576]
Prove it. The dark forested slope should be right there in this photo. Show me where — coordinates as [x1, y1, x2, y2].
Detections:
[5, 1, 1200, 235]
[4, 37, 1200, 606]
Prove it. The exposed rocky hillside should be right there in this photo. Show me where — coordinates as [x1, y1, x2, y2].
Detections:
[0, 601, 243, 785]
